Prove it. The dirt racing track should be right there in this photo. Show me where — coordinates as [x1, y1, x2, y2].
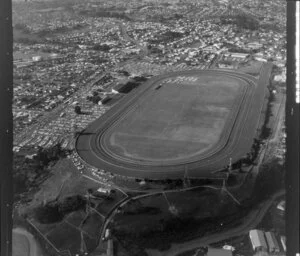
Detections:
[76, 64, 272, 179]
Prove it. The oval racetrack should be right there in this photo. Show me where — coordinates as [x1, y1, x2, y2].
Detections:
[76, 65, 272, 179]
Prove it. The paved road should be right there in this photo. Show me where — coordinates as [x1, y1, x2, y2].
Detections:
[12, 227, 44, 256]
[146, 190, 285, 256]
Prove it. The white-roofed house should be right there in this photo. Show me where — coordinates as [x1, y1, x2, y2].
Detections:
[249, 229, 268, 252]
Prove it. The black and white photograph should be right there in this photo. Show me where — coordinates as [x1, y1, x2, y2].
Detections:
[1, 0, 297, 256]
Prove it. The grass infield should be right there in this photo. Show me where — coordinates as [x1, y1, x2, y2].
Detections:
[106, 73, 244, 162]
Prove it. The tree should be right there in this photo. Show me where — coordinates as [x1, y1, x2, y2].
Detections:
[74, 105, 81, 114]
[254, 159, 285, 199]
[92, 95, 101, 104]
[92, 44, 111, 52]
[35, 202, 63, 224]
[58, 195, 86, 214]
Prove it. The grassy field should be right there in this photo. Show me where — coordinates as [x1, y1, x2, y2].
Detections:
[112, 188, 245, 251]
[65, 210, 86, 227]
[43, 210, 103, 254]
[46, 222, 82, 254]
[107, 74, 245, 162]
[238, 60, 263, 77]
[17, 157, 109, 255]
[81, 212, 104, 238]
[114, 188, 239, 231]
[22, 158, 100, 213]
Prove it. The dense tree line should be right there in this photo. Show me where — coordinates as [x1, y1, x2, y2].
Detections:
[253, 159, 285, 201]
[242, 88, 275, 165]
[74, 105, 81, 114]
[35, 195, 86, 224]
[113, 207, 250, 252]
[259, 90, 275, 140]
[116, 76, 148, 94]
[86, 91, 102, 104]
[13, 144, 70, 198]
[35, 143, 67, 165]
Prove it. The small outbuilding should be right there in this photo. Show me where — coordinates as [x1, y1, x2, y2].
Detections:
[97, 187, 111, 195]
[265, 232, 280, 253]
[32, 56, 42, 62]
[280, 236, 286, 252]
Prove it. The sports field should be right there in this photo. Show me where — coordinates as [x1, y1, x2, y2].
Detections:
[76, 65, 272, 179]
[106, 74, 245, 162]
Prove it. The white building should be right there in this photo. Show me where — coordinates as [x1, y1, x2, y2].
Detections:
[277, 200, 286, 211]
[230, 53, 250, 59]
[249, 229, 268, 252]
[223, 245, 235, 251]
[274, 73, 286, 83]
[254, 56, 268, 62]
[247, 42, 263, 49]
[280, 236, 286, 252]
[97, 187, 111, 195]
[32, 56, 42, 62]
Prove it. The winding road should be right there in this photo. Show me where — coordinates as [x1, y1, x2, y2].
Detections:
[99, 184, 241, 241]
